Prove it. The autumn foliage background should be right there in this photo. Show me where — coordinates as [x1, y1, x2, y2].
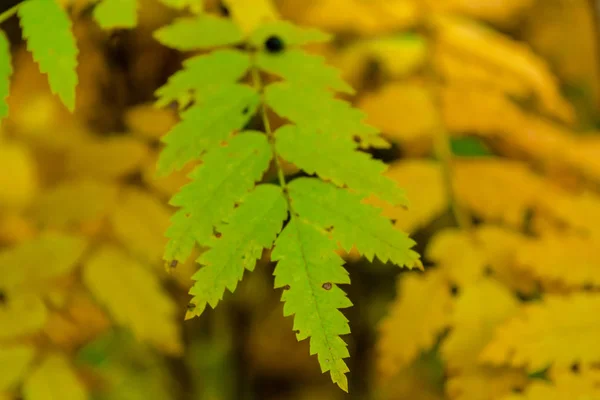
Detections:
[2, 0, 600, 399]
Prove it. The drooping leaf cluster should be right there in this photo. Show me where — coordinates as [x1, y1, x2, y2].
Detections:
[152, 9, 420, 391]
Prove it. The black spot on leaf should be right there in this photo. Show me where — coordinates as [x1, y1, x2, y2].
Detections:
[450, 284, 459, 297]
[186, 302, 195, 310]
[218, 1, 230, 16]
[265, 35, 285, 53]
[242, 106, 249, 114]
[570, 363, 580, 373]
[0, 290, 6, 306]
[322, 282, 332, 290]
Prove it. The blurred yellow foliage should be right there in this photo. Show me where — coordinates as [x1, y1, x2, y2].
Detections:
[2, 0, 600, 398]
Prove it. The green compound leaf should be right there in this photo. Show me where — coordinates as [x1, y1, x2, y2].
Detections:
[249, 20, 331, 48]
[157, 84, 260, 175]
[165, 132, 272, 264]
[155, 49, 251, 108]
[93, 0, 138, 29]
[256, 49, 354, 94]
[289, 178, 420, 267]
[272, 217, 352, 392]
[0, 31, 11, 121]
[276, 125, 408, 206]
[154, 14, 243, 51]
[19, 0, 78, 112]
[188, 184, 288, 318]
[265, 82, 387, 148]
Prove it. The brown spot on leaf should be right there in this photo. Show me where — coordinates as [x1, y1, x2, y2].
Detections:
[322, 282, 332, 290]
[283, 285, 290, 290]
[169, 260, 178, 268]
[186, 302, 196, 310]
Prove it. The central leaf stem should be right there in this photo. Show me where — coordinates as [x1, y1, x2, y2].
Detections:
[250, 60, 290, 196]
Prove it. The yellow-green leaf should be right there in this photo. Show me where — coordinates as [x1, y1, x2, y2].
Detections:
[93, 0, 137, 29]
[154, 14, 243, 51]
[83, 245, 182, 354]
[0, 232, 87, 290]
[23, 353, 87, 400]
[0, 293, 47, 341]
[0, 31, 11, 120]
[0, 345, 35, 392]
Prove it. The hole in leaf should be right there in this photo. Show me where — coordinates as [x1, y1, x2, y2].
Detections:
[264, 35, 285, 53]
[322, 282, 332, 290]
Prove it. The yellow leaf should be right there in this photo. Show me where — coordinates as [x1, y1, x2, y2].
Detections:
[503, 370, 600, 400]
[517, 235, 600, 288]
[336, 35, 428, 88]
[0, 293, 47, 340]
[435, 48, 530, 99]
[0, 214, 36, 245]
[0, 233, 87, 290]
[447, 366, 527, 400]
[83, 245, 182, 354]
[441, 279, 519, 371]
[441, 87, 596, 179]
[564, 136, 600, 183]
[0, 142, 38, 209]
[124, 104, 178, 141]
[426, 229, 486, 287]
[109, 187, 171, 265]
[33, 179, 119, 229]
[475, 226, 538, 296]
[425, 0, 535, 25]
[377, 269, 452, 378]
[43, 289, 110, 350]
[65, 136, 149, 180]
[524, 0, 600, 109]
[481, 293, 600, 371]
[0, 345, 35, 391]
[538, 188, 600, 236]
[23, 353, 87, 400]
[359, 82, 438, 143]
[431, 14, 574, 123]
[379, 159, 448, 233]
[222, 0, 279, 35]
[286, 0, 418, 35]
[454, 159, 545, 227]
